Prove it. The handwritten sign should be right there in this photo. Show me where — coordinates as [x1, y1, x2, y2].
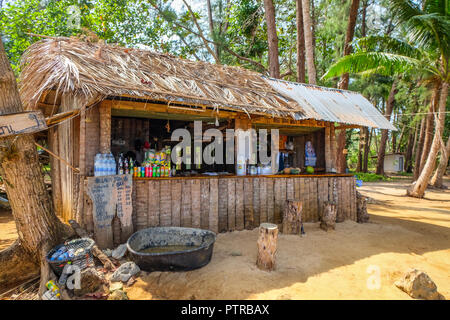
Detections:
[87, 175, 133, 249]
[0, 111, 47, 138]
[113, 175, 134, 242]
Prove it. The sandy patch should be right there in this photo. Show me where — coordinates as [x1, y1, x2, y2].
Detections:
[126, 179, 450, 300]
[0, 208, 16, 251]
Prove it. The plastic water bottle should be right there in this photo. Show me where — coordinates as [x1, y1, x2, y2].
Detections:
[99, 154, 106, 176]
[108, 154, 114, 175]
[103, 154, 109, 176]
[94, 154, 100, 176]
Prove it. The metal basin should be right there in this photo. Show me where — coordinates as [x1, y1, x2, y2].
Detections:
[127, 227, 216, 272]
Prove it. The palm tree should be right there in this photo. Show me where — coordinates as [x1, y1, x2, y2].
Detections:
[323, 0, 449, 198]
[430, 135, 450, 188]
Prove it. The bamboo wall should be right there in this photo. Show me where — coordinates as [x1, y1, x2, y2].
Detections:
[83, 175, 356, 243]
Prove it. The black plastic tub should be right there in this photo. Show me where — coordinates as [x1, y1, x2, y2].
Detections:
[127, 227, 216, 272]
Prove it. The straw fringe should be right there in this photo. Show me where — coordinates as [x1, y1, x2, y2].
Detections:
[19, 38, 306, 118]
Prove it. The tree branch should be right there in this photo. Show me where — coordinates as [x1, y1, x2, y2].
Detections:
[182, 0, 220, 64]
[148, 1, 267, 72]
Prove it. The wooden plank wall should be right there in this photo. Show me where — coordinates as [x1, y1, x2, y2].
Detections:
[84, 176, 357, 242]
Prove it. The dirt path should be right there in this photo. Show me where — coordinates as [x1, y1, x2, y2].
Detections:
[0, 178, 448, 299]
[127, 178, 450, 300]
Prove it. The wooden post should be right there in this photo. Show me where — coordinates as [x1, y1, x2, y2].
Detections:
[282, 200, 303, 234]
[234, 117, 252, 170]
[99, 102, 111, 154]
[256, 223, 278, 271]
[325, 124, 332, 172]
[320, 201, 337, 231]
[329, 123, 337, 172]
[59, 95, 75, 221]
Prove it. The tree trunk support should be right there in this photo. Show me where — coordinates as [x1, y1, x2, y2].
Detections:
[256, 223, 278, 271]
[320, 202, 337, 231]
[282, 200, 303, 235]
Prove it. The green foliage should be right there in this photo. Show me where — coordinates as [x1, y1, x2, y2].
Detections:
[0, 0, 176, 73]
[323, 51, 421, 79]
[352, 172, 389, 182]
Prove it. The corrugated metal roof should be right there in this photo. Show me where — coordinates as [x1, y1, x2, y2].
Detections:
[264, 77, 397, 130]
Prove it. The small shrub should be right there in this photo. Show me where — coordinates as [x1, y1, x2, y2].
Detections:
[351, 172, 389, 182]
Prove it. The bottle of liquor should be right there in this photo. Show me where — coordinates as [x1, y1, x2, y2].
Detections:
[129, 158, 134, 175]
[124, 157, 129, 174]
[118, 154, 124, 175]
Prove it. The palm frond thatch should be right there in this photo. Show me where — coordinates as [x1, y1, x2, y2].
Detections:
[19, 38, 302, 118]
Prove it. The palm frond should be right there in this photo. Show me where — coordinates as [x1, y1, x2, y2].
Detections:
[423, 0, 449, 17]
[408, 13, 450, 57]
[389, 0, 423, 24]
[354, 36, 423, 59]
[322, 52, 421, 79]
[389, 0, 449, 59]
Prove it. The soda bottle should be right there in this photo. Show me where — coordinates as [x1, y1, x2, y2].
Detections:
[124, 158, 129, 174]
[118, 154, 124, 175]
[129, 158, 134, 174]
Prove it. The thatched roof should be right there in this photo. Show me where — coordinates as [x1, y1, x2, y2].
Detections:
[19, 38, 301, 118]
[19, 37, 395, 130]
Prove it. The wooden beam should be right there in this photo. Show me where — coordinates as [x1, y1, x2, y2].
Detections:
[108, 99, 330, 128]
[335, 124, 361, 130]
[45, 109, 80, 126]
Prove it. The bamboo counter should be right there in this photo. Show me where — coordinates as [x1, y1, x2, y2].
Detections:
[83, 174, 357, 244]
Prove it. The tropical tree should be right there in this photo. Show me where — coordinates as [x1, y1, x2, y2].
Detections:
[323, 0, 449, 197]
[296, 0, 306, 82]
[302, 0, 317, 84]
[0, 36, 72, 291]
[263, 0, 280, 78]
[336, 0, 360, 174]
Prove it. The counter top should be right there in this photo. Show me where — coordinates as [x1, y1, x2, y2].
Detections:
[132, 173, 354, 180]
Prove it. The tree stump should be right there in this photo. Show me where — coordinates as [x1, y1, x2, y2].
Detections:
[320, 201, 337, 231]
[282, 200, 303, 234]
[256, 223, 278, 271]
[356, 191, 369, 223]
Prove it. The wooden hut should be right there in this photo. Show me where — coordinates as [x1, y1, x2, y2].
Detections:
[19, 38, 395, 248]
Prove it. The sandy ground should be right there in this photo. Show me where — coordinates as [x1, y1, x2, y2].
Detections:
[0, 178, 449, 299]
[0, 208, 16, 251]
[126, 177, 450, 300]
